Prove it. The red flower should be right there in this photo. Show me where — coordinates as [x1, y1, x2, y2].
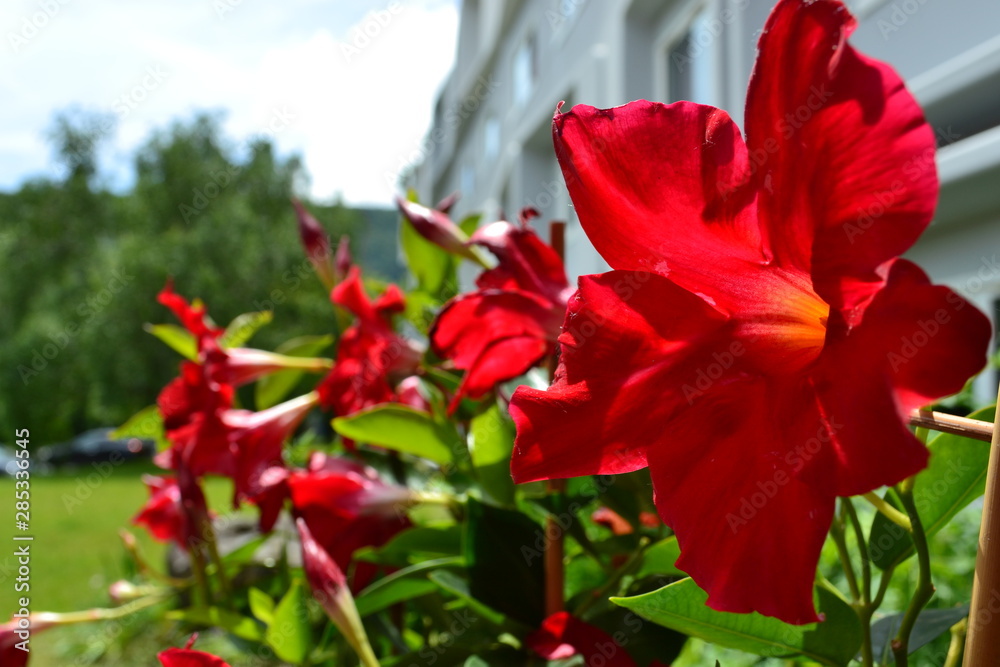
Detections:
[226, 392, 319, 518]
[156, 283, 320, 477]
[296, 519, 379, 667]
[294, 199, 352, 290]
[509, 0, 991, 624]
[431, 211, 572, 411]
[317, 267, 422, 419]
[158, 635, 231, 666]
[133, 465, 211, 552]
[591, 507, 634, 536]
[286, 452, 412, 588]
[527, 612, 665, 666]
[1, 621, 30, 667]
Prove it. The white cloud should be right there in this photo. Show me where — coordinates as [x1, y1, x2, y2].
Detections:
[0, 0, 457, 206]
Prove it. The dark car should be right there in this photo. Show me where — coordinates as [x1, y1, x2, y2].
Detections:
[37, 428, 155, 469]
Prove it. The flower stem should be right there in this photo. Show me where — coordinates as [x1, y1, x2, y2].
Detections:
[544, 479, 567, 616]
[830, 511, 860, 602]
[861, 492, 912, 532]
[943, 618, 967, 667]
[574, 537, 650, 617]
[34, 594, 168, 626]
[891, 485, 935, 666]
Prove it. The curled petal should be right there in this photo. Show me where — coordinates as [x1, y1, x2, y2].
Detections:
[432, 290, 558, 409]
[553, 100, 764, 301]
[746, 0, 938, 312]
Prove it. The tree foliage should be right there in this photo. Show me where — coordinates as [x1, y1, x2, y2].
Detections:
[0, 110, 398, 444]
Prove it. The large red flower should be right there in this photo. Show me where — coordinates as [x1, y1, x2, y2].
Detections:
[509, 0, 991, 624]
[431, 212, 572, 411]
[317, 267, 422, 418]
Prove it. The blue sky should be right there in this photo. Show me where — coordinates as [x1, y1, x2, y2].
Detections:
[0, 0, 458, 206]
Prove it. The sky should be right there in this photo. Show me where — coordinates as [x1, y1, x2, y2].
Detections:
[0, 0, 458, 207]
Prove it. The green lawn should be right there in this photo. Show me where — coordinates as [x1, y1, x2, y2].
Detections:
[0, 462, 233, 666]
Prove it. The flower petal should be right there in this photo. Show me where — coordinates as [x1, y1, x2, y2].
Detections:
[157, 648, 232, 667]
[807, 259, 990, 497]
[527, 612, 638, 666]
[552, 100, 764, 299]
[470, 221, 570, 303]
[646, 378, 832, 624]
[432, 290, 558, 407]
[746, 0, 938, 308]
[510, 271, 732, 483]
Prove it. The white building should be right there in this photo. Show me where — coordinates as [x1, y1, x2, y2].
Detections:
[409, 0, 1000, 392]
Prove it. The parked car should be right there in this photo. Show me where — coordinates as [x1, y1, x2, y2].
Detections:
[37, 428, 155, 469]
[0, 445, 22, 477]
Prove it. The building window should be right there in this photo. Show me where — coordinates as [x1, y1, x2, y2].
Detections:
[461, 162, 476, 195]
[667, 5, 720, 107]
[483, 116, 500, 161]
[513, 33, 537, 107]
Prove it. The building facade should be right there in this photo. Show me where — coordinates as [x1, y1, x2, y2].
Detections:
[409, 0, 1000, 392]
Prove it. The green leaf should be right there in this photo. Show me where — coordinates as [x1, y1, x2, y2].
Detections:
[458, 213, 482, 237]
[111, 405, 168, 452]
[400, 207, 456, 298]
[464, 497, 545, 627]
[266, 579, 313, 664]
[427, 569, 508, 627]
[354, 525, 463, 566]
[144, 323, 197, 360]
[469, 404, 516, 506]
[255, 334, 333, 409]
[869, 604, 969, 664]
[248, 587, 276, 625]
[869, 405, 994, 571]
[333, 404, 456, 465]
[612, 578, 862, 666]
[220, 310, 273, 348]
[637, 536, 685, 579]
[166, 607, 264, 642]
[355, 577, 438, 617]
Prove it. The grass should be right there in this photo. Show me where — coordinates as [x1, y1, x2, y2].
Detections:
[0, 461, 233, 666]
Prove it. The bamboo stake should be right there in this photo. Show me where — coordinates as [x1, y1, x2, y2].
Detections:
[907, 409, 993, 443]
[964, 381, 1000, 664]
[545, 221, 566, 618]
